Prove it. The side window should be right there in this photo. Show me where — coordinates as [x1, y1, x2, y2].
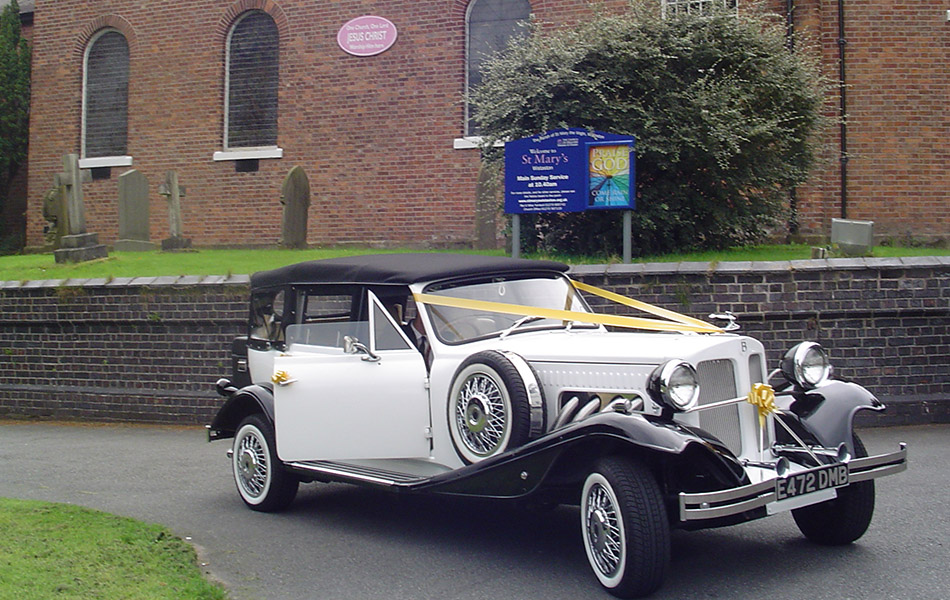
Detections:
[225, 10, 279, 149]
[287, 289, 367, 349]
[83, 29, 129, 161]
[662, 0, 738, 18]
[371, 296, 412, 351]
[250, 289, 285, 343]
[465, 0, 530, 136]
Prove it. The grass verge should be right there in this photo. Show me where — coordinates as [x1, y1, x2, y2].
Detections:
[0, 497, 227, 600]
[0, 244, 947, 282]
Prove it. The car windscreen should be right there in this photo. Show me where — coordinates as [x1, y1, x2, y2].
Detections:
[423, 273, 595, 344]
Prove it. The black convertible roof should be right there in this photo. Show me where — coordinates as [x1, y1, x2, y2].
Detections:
[250, 253, 569, 289]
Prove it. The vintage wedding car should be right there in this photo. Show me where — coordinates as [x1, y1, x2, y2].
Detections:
[208, 254, 906, 597]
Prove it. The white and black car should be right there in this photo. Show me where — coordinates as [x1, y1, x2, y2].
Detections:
[209, 254, 907, 598]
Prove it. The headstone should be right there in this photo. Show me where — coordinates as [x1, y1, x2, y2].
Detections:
[42, 185, 68, 248]
[280, 166, 310, 249]
[115, 169, 156, 251]
[831, 218, 874, 256]
[53, 153, 109, 263]
[474, 160, 498, 250]
[158, 171, 192, 251]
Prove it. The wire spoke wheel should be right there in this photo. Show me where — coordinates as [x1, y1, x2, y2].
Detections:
[236, 426, 269, 499]
[581, 458, 669, 598]
[585, 479, 624, 577]
[455, 372, 509, 456]
[447, 351, 536, 464]
[231, 414, 298, 512]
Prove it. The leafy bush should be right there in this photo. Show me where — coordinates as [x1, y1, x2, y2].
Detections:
[471, 2, 827, 256]
[0, 0, 31, 218]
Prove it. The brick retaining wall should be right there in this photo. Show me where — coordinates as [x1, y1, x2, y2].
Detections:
[1, 257, 947, 426]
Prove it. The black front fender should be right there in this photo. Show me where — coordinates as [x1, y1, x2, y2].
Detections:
[775, 380, 884, 455]
[207, 383, 275, 441]
[413, 411, 746, 498]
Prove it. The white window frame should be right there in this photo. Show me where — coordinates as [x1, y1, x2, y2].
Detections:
[455, 0, 531, 150]
[662, 0, 739, 19]
[80, 28, 132, 169]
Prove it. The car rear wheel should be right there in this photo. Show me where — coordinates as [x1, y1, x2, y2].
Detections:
[447, 351, 535, 464]
[581, 457, 670, 598]
[792, 433, 875, 545]
[232, 414, 299, 512]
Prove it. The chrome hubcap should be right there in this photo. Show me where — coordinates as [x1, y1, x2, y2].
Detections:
[465, 398, 489, 433]
[455, 373, 507, 456]
[586, 482, 622, 577]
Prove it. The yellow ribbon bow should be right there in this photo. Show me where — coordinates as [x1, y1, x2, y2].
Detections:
[747, 383, 777, 428]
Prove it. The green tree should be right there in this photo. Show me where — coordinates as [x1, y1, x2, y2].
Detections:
[0, 0, 31, 221]
[472, 2, 827, 256]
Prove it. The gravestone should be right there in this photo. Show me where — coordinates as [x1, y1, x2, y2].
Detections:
[831, 218, 874, 256]
[474, 160, 498, 249]
[280, 166, 310, 249]
[115, 169, 155, 251]
[42, 185, 68, 248]
[158, 171, 192, 251]
[53, 154, 109, 263]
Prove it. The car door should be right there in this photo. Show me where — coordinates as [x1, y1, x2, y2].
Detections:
[273, 290, 430, 462]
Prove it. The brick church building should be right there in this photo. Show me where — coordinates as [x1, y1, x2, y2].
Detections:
[12, 0, 949, 249]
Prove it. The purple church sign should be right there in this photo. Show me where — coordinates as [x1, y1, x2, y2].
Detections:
[337, 16, 398, 57]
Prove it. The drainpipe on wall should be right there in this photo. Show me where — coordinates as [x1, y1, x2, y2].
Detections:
[785, 0, 799, 236]
[837, 0, 848, 219]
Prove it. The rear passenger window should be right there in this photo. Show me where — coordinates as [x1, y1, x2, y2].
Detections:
[250, 289, 285, 342]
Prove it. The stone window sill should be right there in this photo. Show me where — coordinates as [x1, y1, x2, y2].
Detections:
[78, 156, 133, 169]
[453, 136, 505, 150]
[213, 147, 283, 161]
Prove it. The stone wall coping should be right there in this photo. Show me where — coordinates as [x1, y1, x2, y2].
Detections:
[0, 273, 252, 289]
[566, 256, 947, 278]
[0, 257, 946, 289]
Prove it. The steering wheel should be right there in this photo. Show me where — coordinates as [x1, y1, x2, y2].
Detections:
[438, 315, 500, 342]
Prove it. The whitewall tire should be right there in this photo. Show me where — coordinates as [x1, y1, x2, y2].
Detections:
[232, 414, 298, 512]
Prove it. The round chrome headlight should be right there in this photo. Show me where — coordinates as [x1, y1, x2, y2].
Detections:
[781, 342, 832, 389]
[648, 360, 700, 412]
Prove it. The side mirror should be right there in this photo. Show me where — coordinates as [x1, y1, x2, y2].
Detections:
[342, 336, 380, 362]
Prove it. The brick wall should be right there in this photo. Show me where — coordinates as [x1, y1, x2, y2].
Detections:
[784, 0, 950, 241]
[0, 276, 248, 423]
[1, 258, 947, 425]
[23, 0, 622, 250]
[24, 1, 947, 250]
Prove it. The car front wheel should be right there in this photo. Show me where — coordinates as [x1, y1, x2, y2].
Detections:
[792, 433, 875, 545]
[581, 457, 670, 598]
[232, 414, 299, 512]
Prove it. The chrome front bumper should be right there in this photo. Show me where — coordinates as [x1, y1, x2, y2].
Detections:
[678, 443, 907, 522]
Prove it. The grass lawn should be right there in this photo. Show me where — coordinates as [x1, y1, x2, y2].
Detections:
[0, 497, 227, 600]
[0, 244, 947, 282]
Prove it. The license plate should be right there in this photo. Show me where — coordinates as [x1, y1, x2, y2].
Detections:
[775, 463, 849, 501]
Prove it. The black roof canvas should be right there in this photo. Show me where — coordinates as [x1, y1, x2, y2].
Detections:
[250, 253, 568, 289]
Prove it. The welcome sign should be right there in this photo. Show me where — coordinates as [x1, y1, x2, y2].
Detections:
[504, 129, 635, 214]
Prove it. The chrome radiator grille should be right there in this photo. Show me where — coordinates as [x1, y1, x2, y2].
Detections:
[696, 359, 741, 455]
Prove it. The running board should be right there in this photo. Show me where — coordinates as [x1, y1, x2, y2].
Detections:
[287, 460, 429, 487]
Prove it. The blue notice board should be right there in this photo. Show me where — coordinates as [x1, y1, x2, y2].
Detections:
[504, 129, 635, 214]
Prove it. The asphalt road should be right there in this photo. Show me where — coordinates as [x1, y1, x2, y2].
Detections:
[0, 422, 945, 600]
